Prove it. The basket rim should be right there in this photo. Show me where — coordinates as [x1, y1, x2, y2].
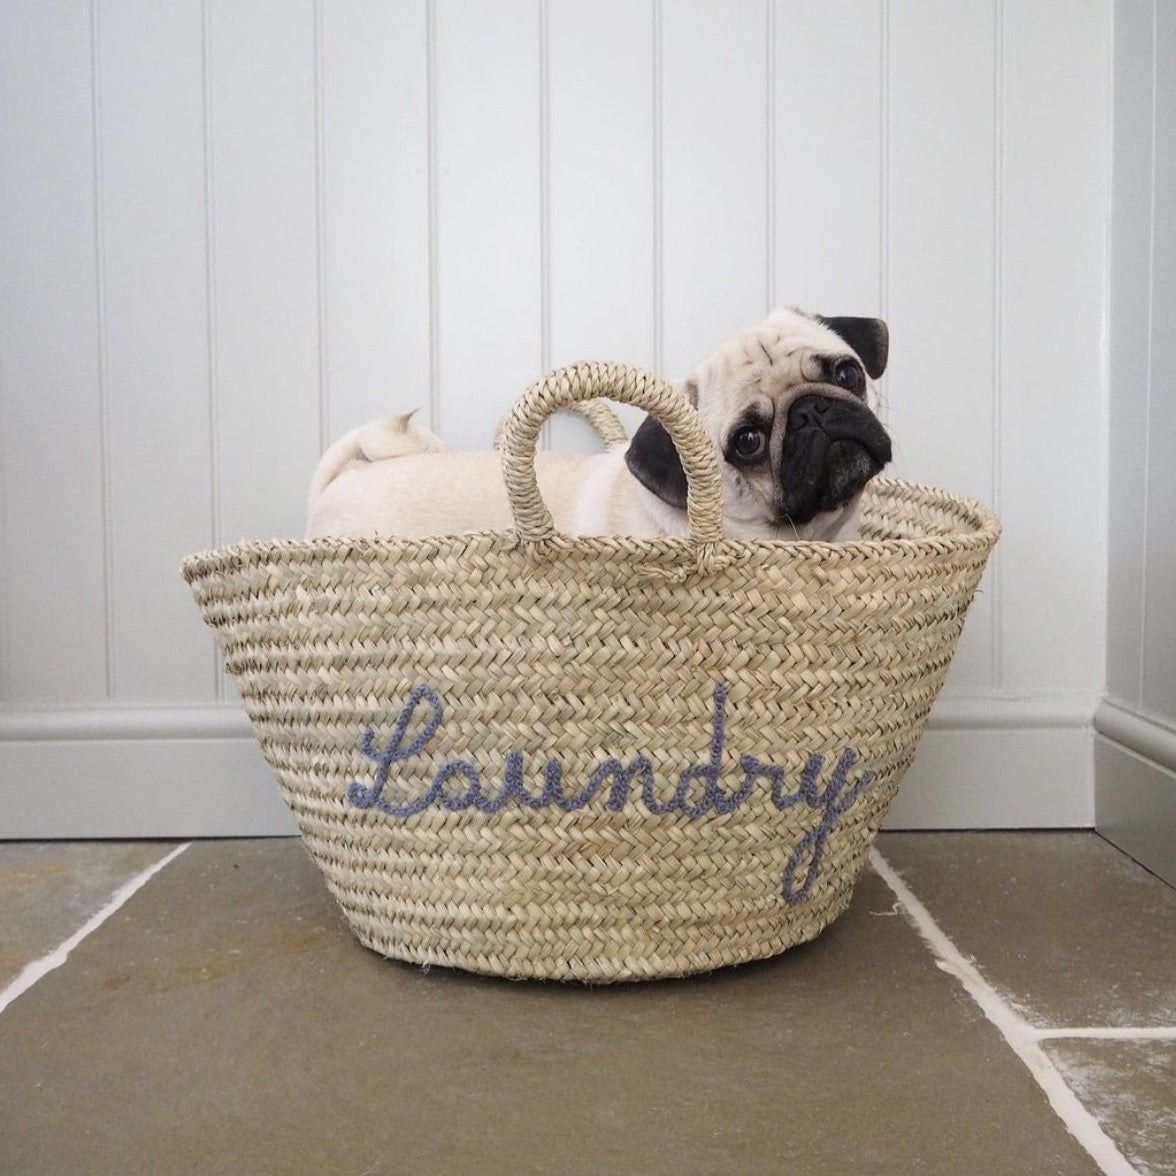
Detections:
[181, 476, 1000, 577]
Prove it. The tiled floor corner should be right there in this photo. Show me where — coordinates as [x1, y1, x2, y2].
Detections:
[877, 832, 1176, 1176]
[0, 841, 181, 993]
[1, 832, 1173, 1175]
[877, 833, 1176, 1029]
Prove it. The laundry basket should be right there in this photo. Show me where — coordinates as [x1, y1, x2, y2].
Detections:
[182, 362, 1000, 982]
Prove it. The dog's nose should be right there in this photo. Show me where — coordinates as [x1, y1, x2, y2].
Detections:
[787, 395, 834, 432]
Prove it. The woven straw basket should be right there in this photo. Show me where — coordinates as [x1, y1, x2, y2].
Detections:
[182, 362, 999, 982]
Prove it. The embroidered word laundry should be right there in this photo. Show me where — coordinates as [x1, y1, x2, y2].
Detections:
[347, 683, 876, 904]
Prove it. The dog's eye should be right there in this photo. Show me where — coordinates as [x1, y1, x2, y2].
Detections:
[730, 426, 767, 461]
[833, 359, 865, 395]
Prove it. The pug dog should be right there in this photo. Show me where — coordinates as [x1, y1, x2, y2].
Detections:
[305, 307, 891, 542]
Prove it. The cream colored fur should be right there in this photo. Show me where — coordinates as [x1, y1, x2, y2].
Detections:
[305, 309, 882, 542]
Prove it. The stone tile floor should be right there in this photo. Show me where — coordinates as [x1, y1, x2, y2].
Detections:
[0, 832, 1173, 1175]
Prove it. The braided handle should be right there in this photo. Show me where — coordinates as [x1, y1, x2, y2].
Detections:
[491, 396, 628, 451]
[500, 362, 725, 546]
[568, 398, 629, 448]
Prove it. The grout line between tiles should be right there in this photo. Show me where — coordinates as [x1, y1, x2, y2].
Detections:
[869, 849, 1144, 1176]
[1031, 1027, 1176, 1042]
[0, 842, 191, 1017]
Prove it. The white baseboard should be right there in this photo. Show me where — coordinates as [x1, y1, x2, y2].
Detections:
[885, 727, 1093, 829]
[1094, 697, 1176, 774]
[1, 692, 1097, 837]
[0, 733, 296, 839]
[1094, 699, 1176, 887]
[885, 693, 1095, 829]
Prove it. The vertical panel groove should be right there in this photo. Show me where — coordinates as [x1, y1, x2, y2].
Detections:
[538, 0, 552, 448]
[313, 0, 329, 450]
[0, 274, 7, 702]
[991, 0, 1005, 689]
[0, 369, 5, 699]
[877, 0, 890, 441]
[426, 0, 440, 432]
[764, 0, 776, 312]
[651, 0, 663, 373]
[200, 0, 224, 700]
[90, 0, 116, 700]
[1140, 0, 1158, 705]
[878, 0, 889, 325]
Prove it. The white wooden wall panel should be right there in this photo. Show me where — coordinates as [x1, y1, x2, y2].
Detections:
[886, 1, 996, 504]
[772, 0, 883, 316]
[997, 0, 1110, 695]
[1142, 0, 1176, 719]
[1097, 0, 1176, 886]
[0, 0, 1119, 834]
[660, 0, 769, 375]
[0, 0, 109, 705]
[1105, 0, 1154, 708]
[320, 0, 432, 438]
[433, 0, 542, 448]
[546, 0, 655, 448]
[97, 0, 217, 703]
[208, 0, 322, 547]
[886, 0, 997, 693]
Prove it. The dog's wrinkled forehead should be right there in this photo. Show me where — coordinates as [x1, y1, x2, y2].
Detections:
[693, 308, 862, 394]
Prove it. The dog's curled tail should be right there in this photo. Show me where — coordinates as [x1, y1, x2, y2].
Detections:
[307, 411, 444, 508]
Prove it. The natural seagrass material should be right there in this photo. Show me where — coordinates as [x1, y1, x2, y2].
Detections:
[493, 396, 629, 451]
[182, 361, 1000, 982]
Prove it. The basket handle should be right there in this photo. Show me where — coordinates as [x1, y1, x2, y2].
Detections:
[500, 361, 725, 546]
[491, 396, 628, 450]
[566, 398, 630, 448]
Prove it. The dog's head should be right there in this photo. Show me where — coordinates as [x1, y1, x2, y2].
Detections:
[625, 308, 892, 539]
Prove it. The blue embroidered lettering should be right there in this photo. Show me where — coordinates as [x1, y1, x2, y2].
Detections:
[597, 756, 655, 812]
[779, 749, 875, 905]
[347, 683, 878, 906]
[739, 754, 791, 809]
[348, 683, 445, 817]
[674, 684, 728, 816]
[434, 759, 482, 812]
[552, 759, 606, 812]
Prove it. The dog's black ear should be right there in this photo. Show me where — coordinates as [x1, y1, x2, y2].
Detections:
[625, 415, 688, 510]
[817, 316, 889, 379]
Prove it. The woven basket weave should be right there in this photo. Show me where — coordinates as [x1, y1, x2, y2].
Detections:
[182, 361, 999, 982]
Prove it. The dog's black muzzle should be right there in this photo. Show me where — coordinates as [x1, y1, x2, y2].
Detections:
[777, 393, 892, 525]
